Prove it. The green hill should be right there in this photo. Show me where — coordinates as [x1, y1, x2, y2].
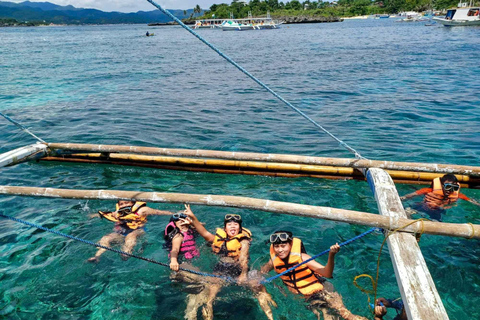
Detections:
[0, 1, 202, 25]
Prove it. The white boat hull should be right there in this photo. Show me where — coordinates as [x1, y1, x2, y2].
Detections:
[434, 17, 480, 26]
[222, 25, 255, 31]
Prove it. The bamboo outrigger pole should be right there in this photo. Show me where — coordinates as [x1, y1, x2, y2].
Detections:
[40, 152, 480, 187]
[47, 143, 480, 177]
[0, 185, 478, 239]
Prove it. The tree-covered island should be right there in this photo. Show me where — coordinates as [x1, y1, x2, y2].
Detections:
[195, 0, 464, 20]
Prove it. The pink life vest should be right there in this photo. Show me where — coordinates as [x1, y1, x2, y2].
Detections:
[180, 229, 200, 259]
[165, 222, 200, 260]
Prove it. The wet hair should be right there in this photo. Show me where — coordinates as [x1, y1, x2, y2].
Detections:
[440, 174, 458, 184]
[273, 230, 293, 237]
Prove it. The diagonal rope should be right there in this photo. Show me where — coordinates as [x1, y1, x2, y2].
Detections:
[0, 213, 236, 283]
[0, 111, 46, 143]
[261, 227, 378, 284]
[145, 0, 365, 159]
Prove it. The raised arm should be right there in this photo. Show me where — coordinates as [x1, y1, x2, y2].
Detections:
[303, 243, 340, 278]
[184, 204, 215, 242]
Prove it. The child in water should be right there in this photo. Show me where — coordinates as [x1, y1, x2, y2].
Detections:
[183, 206, 276, 320]
[260, 230, 368, 320]
[401, 174, 480, 220]
[88, 200, 173, 262]
[164, 206, 200, 271]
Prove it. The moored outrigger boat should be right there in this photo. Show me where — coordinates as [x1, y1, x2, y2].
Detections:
[434, 6, 480, 26]
[2, 140, 479, 319]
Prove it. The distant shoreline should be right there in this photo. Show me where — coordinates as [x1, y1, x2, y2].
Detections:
[149, 16, 343, 26]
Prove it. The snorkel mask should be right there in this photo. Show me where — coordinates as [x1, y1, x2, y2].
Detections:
[269, 231, 293, 244]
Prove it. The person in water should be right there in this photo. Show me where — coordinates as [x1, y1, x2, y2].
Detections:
[400, 174, 480, 220]
[260, 231, 368, 320]
[184, 206, 276, 320]
[164, 206, 200, 271]
[373, 298, 406, 320]
[87, 200, 173, 263]
[146, 31, 150, 36]
[164, 205, 210, 320]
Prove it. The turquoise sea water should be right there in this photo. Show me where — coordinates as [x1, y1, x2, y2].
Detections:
[1, 19, 479, 319]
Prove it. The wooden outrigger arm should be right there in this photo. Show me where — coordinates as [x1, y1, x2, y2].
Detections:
[0, 185, 477, 240]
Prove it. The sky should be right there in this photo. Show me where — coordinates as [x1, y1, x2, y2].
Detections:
[5, 0, 221, 12]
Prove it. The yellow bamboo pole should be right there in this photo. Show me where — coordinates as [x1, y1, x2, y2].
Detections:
[0, 185, 478, 239]
[47, 143, 480, 177]
[41, 153, 479, 187]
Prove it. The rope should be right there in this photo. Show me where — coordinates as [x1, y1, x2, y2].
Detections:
[353, 218, 430, 314]
[0, 111, 46, 143]
[261, 227, 377, 284]
[145, 0, 365, 160]
[0, 213, 236, 283]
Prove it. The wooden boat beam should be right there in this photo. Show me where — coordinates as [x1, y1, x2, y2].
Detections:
[0, 143, 47, 168]
[0, 185, 478, 240]
[46, 143, 480, 177]
[367, 168, 449, 320]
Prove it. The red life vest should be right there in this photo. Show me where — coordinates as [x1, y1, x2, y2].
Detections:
[424, 178, 459, 206]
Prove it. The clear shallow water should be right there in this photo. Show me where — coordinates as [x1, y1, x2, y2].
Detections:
[0, 20, 479, 319]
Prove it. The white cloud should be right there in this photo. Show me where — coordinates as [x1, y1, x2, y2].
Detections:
[5, 0, 222, 12]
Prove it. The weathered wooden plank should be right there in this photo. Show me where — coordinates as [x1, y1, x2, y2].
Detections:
[367, 168, 449, 320]
[0, 185, 477, 240]
[0, 144, 47, 168]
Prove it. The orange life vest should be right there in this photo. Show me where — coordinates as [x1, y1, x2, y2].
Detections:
[424, 178, 459, 205]
[270, 238, 323, 296]
[98, 202, 147, 230]
[211, 228, 252, 258]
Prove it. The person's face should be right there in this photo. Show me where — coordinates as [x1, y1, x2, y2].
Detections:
[225, 221, 240, 237]
[442, 181, 460, 196]
[175, 218, 190, 231]
[273, 242, 292, 260]
[118, 200, 134, 209]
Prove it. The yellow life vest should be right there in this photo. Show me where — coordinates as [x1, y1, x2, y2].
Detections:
[98, 202, 147, 230]
[270, 238, 323, 296]
[424, 178, 459, 205]
[211, 227, 252, 258]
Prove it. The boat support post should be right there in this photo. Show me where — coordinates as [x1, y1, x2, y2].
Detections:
[367, 168, 449, 320]
[0, 143, 48, 168]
